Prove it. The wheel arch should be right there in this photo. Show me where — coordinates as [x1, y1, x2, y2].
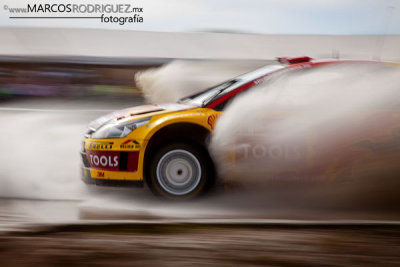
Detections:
[143, 122, 213, 185]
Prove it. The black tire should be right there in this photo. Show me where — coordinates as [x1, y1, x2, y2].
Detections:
[148, 142, 214, 200]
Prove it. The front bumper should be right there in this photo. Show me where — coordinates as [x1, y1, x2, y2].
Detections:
[81, 166, 143, 187]
[80, 150, 144, 187]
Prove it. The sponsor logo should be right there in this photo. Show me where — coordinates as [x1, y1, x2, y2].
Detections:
[97, 171, 105, 178]
[88, 141, 114, 150]
[238, 143, 302, 160]
[207, 114, 219, 130]
[89, 154, 119, 167]
[120, 139, 140, 149]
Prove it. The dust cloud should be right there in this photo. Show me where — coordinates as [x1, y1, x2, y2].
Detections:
[209, 62, 400, 209]
[0, 111, 87, 200]
[135, 59, 269, 103]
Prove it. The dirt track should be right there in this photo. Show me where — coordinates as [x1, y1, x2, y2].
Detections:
[1, 224, 400, 266]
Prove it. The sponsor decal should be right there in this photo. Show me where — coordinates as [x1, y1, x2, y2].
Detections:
[207, 114, 219, 130]
[86, 150, 120, 171]
[237, 143, 302, 161]
[89, 154, 119, 167]
[97, 171, 105, 178]
[120, 139, 141, 149]
[88, 141, 114, 150]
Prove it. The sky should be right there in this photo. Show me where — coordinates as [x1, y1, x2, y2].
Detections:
[0, 0, 399, 34]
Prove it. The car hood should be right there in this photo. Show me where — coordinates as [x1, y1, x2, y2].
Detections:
[88, 103, 196, 130]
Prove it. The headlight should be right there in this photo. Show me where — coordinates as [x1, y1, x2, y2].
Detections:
[91, 117, 151, 139]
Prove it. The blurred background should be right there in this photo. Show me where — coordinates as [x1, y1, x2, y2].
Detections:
[1, 0, 400, 266]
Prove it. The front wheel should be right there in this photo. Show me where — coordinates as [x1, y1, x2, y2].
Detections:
[148, 142, 214, 199]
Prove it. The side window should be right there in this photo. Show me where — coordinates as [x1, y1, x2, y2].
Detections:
[214, 90, 246, 111]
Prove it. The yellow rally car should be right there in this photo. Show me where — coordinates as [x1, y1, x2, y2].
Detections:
[81, 57, 334, 199]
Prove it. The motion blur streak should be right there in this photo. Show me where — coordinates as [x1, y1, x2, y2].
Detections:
[135, 60, 268, 103]
[210, 63, 400, 209]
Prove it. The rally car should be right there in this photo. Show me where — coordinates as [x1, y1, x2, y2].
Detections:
[81, 57, 357, 199]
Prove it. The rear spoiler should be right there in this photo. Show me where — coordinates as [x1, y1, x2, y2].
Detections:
[277, 56, 313, 64]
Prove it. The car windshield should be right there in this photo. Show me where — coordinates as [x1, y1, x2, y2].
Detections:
[178, 80, 238, 107]
[178, 64, 285, 107]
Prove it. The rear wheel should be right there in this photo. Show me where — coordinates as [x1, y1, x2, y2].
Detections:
[148, 142, 213, 199]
